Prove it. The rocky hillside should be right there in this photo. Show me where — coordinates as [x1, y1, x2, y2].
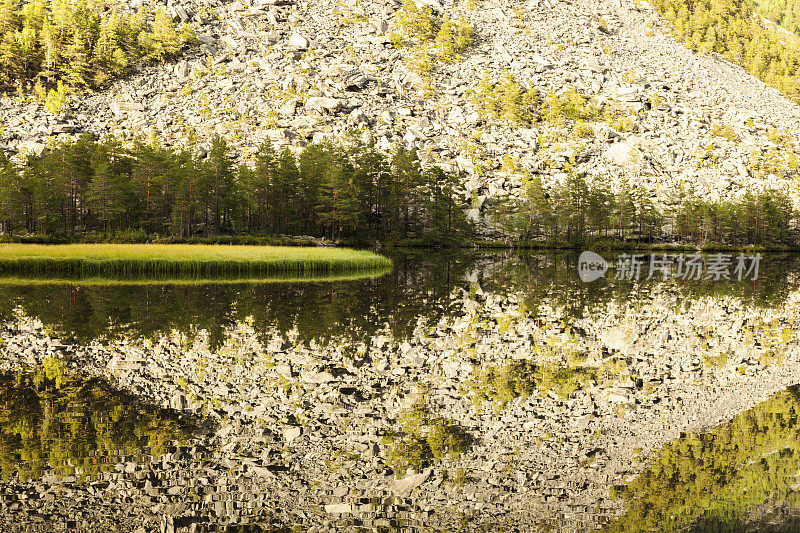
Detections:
[2, 0, 800, 225]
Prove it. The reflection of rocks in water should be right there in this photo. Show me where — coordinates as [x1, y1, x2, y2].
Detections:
[3, 253, 800, 530]
[1, 252, 797, 351]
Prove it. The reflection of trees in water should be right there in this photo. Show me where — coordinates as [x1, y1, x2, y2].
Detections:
[0, 252, 798, 348]
[0, 360, 192, 482]
[605, 386, 800, 533]
[480, 252, 800, 319]
[0, 252, 475, 349]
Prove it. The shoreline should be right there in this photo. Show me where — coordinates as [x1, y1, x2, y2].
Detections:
[3, 236, 800, 254]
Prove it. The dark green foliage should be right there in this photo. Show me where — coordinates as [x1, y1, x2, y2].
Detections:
[674, 189, 795, 245]
[496, 173, 664, 246]
[0, 135, 472, 244]
[0, 0, 193, 91]
[0, 359, 191, 482]
[651, 0, 800, 102]
[470, 70, 538, 125]
[606, 386, 800, 532]
[500, 173, 797, 247]
[0, 250, 795, 351]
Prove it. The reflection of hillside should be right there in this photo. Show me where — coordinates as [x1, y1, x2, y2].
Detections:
[0, 360, 193, 482]
[607, 386, 800, 533]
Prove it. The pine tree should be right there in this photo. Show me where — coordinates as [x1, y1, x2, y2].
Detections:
[614, 181, 636, 240]
[87, 142, 128, 232]
[252, 142, 278, 233]
[40, 18, 60, 83]
[586, 177, 613, 239]
[424, 167, 468, 243]
[65, 30, 90, 87]
[274, 148, 300, 234]
[314, 150, 344, 240]
[562, 172, 588, 244]
[0, 31, 22, 84]
[391, 145, 423, 238]
[233, 162, 255, 233]
[0, 151, 21, 234]
[0, 0, 18, 36]
[167, 148, 198, 237]
[16, 25, 36, 78]
[205, 135, 235, 234]
[149, 9, 180, 61]
[92, 17, 118, 85]
[523, 176, 553, 241]
[298, 142, 332, 235]
[44, 79, 66, 114]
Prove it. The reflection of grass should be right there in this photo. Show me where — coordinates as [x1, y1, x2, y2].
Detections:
[606, 386, 800, 532]
[0, 358, 192, 482]
[0, 267, 391, 285]
[0, 244, 392, 279]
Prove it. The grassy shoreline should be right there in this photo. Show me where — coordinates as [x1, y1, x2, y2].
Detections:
[0, 244, 392, 280]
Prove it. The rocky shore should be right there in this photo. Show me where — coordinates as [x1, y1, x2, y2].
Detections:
[0, 268, 799, 531]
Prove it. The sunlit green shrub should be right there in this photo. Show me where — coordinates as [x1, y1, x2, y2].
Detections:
[434, 17, 474, 61]
[469, 71, 538, 125]
[540, 86, 602, 125]
[467, 361, 536, 410]
[383, 401, 471, 476]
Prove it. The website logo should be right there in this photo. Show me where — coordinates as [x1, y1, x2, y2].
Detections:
[578, 251, 609, 282]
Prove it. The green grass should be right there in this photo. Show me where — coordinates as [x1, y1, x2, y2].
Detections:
[0, 271, 391, 285]
[0, 244, 392, 280]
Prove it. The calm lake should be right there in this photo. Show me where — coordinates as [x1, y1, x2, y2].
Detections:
[0, 251, 798, 532]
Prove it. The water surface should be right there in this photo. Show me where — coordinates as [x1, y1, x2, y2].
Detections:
[0, 251, 799, 531]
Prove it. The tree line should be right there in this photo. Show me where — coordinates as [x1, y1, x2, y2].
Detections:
[492, 173, 797, 247]
[0, 134, 472, 244]
[0, 132, 796, 247]
[0, 0, 193, 92]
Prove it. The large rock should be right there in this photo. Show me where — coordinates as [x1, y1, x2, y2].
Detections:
[603, 141, 644, 170]
[305, 97, 344, 114]
[288, 31, 309, 49]
[392, 467, 433, 494]
[447, 106, 465, 125]
[18, 139, 46, 157]
[324, 503, 352, 514]
[174, 60, 190, 79]
[110, 101, 144, 117]
[283, 426, 302, 444]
